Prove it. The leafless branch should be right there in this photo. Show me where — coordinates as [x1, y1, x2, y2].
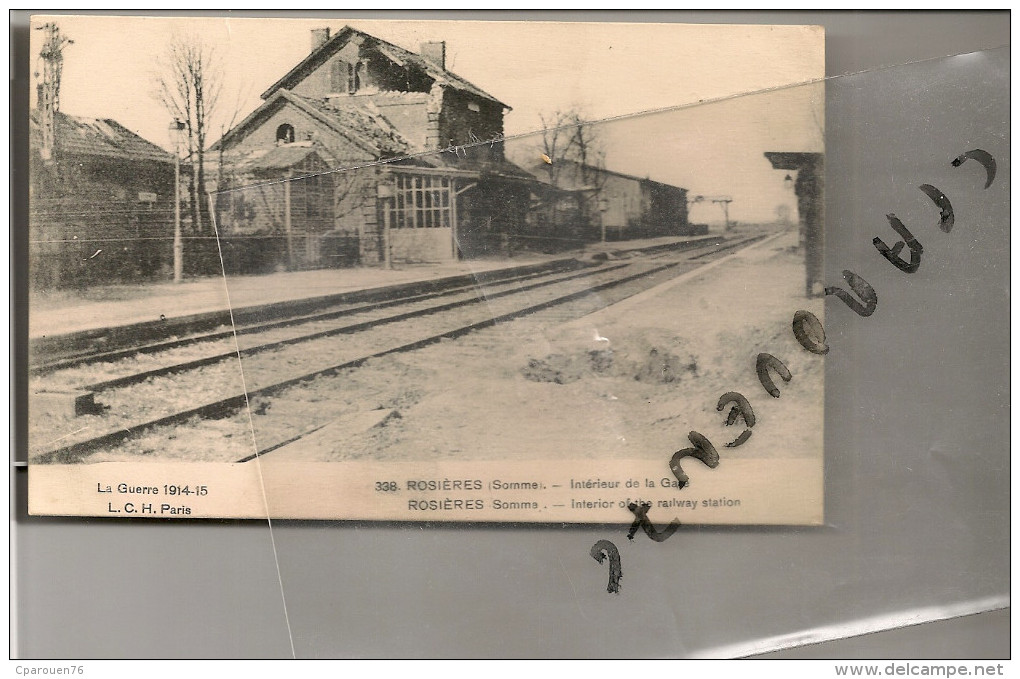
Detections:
[152, 31, 223, 234]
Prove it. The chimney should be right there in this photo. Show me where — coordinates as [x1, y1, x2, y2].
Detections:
[311, 27, 330, 52]
[420, 41, 446, 69]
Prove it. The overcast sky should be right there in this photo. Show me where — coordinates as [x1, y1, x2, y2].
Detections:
[29, 15, 824, 223]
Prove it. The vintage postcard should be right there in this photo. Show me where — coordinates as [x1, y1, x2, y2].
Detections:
[26, 16, 825, 523]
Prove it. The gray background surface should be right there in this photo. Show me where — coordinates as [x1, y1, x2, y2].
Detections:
[12, 11, 1010, 659]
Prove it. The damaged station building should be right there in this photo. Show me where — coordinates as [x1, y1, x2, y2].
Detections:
[29, 105, 177, 288]
[28, 25, 706, 289]
[212, 26, 538, 272]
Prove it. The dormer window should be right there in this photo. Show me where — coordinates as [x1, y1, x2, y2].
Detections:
[276, 124, 295, 145]
[467, 102, 481, 113]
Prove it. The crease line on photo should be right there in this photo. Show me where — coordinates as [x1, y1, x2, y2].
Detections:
[211, 44, 1007, 196]
[208, 194, 298, 660]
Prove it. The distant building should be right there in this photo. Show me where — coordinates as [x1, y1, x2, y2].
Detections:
[29, 108, 176, 288]
[213, 26, 536, 270]
[525, 159, 693, 242]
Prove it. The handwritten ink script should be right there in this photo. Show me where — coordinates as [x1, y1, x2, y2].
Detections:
[590, 149, 996, 593]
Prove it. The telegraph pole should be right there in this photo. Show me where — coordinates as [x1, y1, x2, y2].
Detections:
[711, 197, 733, 230]
[170, 119, 186, 282]
[34, 22, 72, 163]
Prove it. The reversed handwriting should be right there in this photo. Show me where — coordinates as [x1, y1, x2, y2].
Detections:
[627, 501, 681, 543]
[792, 309, 829, 355]
[951, 149, 996, 189]
[590, 540, 623, 594]
[874, 214, 923, 273]
[669, 431, 720, 489]
[717, 391, 755, 448]
[825, 270, 878, 317]
[756, 353, 792, 399]
[918, 184, 955, 234]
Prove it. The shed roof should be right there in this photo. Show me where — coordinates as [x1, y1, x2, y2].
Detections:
[223, 142, 335, 176]
[422, 150, 538, 184]
[30, 110, 174, 164]
[525, 159, 688, 193]
[764, 151, 823, 171]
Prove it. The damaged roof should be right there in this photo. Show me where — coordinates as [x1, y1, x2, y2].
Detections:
[211, 89, 411, 159]
[221, 142, 335, 175]
[293, 93, 411, 157]
[419, 149, 538, 184]
[260, 25, 509, 109]
[30, 110, 174, 164]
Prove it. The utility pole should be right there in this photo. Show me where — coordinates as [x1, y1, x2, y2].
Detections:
[34, 22, 72, 163]
[284, 170, 295, 270]
[378, 177, 395, 269]
[711, 197, 733, 230]
[170, 119, 186, 282]
[595, 196, 609, 243]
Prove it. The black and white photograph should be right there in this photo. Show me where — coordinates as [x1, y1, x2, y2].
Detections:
[27, 16, 825, 522]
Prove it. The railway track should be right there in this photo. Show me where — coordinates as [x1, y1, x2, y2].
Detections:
[29, 258, 592, 375]
[30, 233, 768, 464]
[36, 261, 635, 395]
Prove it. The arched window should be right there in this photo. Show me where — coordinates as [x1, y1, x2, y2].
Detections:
[276, 123, 295, 145]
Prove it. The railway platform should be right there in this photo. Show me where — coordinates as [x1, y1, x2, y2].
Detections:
[27, 233, 722, 343]
[26, 225, 797, 465]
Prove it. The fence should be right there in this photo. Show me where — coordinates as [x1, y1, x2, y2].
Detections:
[29, 196, 365, 289]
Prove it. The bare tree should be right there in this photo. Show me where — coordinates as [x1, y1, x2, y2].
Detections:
[328, 168, 370, 226]
[565, 111, 607, 231]
[535, 111, 571, 234]
[536, 109, 607, 240]
[538, 110, 571, 186]
[154, 32, 221, 234]
[214, 82, 254, 191]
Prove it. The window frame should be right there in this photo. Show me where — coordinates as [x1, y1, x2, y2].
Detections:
[275, 123, 295, 144]
[388, 174, 452, 229]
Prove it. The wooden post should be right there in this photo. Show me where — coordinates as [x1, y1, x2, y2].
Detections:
[382, 196, 392, 270]
[284, 169, 294, 270]
[173, 145, 183, 282]
[452, 181, 477, 261]
[598, 196, 609, 243]
[712, 198, 733, 231]
[450, 181, 458, 260]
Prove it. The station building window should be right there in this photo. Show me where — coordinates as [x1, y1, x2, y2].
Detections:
[389, 175, 451, 229]
[331, 59, 368, 94]
[355, 61, 367, 91]
[331, 60, 353, 93]
[276, 123, 295, 144]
